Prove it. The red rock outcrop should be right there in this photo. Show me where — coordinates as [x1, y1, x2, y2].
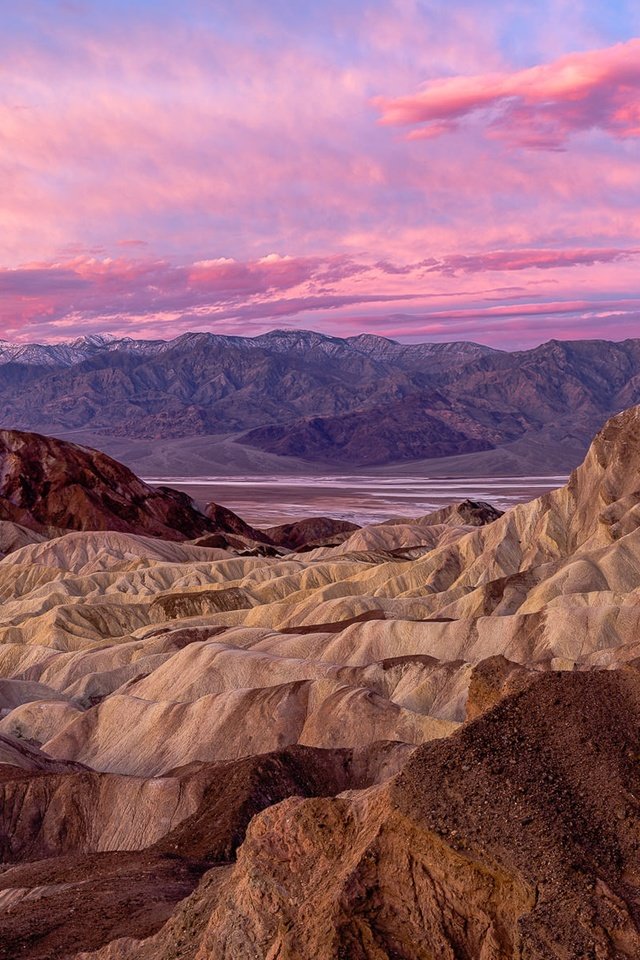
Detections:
[0, 429, 216, 540]
[0, 743, 412, 959]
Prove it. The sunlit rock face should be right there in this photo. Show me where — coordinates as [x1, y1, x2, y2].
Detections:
[1, 407, 640, 957]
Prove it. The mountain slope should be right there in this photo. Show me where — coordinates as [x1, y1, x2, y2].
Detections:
[1, 330, 640, 470]
[241, 390, 527, 465]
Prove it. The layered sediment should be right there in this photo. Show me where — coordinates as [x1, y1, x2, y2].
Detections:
[1, 407, 640, 957]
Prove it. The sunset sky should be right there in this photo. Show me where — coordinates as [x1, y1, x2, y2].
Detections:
[2, 0, 639, 348]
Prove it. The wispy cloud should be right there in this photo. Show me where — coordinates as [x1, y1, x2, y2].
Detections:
[0, 252, 415, 336]
[424, 247, 639, 274]
[2, 244, 638, 351]
[375, 38, 640, 149]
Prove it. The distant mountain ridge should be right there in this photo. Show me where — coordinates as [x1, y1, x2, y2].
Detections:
[0, 330, 497, 367]
[0, 333, 166, 367]
[0, 329, 639, 471]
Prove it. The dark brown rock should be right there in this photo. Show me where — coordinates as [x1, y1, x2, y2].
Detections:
[465, 654, 545, 721]
[147, 671, 640, 960]
[419, 497, 504, 527]
[263, 516, 360, 551]
[203, 501, 271, 543]
[0, 429, 214, 540]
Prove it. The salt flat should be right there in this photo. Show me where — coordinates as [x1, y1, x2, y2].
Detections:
[144, 474, 567, 525]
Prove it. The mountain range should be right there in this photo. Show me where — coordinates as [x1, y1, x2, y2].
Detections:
[2, 330, 640, 473]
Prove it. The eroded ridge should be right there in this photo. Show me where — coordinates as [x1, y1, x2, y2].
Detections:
[1, 407, 640, 958]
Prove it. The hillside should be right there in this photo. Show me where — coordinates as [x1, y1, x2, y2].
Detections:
[0, 331, 639, 471]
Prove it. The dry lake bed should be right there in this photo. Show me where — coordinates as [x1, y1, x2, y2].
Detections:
[144, 474, 568, 526]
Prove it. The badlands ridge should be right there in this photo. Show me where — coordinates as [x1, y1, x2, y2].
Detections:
[0, 409, 640, 957]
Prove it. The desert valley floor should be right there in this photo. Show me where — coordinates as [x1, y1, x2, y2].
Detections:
[145, 474, 566, 526]
[1, 408, 640, 958]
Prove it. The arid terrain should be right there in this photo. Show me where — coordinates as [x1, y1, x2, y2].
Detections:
[1, 407, 640, 958]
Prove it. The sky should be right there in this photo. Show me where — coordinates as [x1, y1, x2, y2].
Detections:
[1, 0, 639, 349]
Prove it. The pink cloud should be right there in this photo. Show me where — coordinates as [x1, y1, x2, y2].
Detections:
[375, 38, 640, 149]
[426, 247, 639, 274]
[2, 246, 635, 336]
[407, 298, 640, 322]
[0, 253, 415, 335]
[337, 301, 640, 350]
[2, 11, 640, 313]
[374, 247, 638, 277]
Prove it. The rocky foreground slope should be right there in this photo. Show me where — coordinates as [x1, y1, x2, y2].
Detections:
[1, 408, 640, 957]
